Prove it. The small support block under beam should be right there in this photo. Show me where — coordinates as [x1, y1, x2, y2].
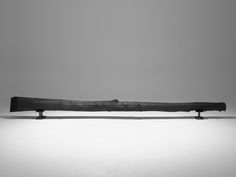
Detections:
[195, 110, 204, 120]
[36, 110, 46, 120]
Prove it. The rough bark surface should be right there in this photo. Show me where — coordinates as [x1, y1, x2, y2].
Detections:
[10, 96, 226, 112]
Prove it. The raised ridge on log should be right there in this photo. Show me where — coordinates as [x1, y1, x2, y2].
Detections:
[10, 97, 226, 119]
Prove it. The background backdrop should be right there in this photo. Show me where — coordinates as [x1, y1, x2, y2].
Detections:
[0, 0, 236, 114]
[0, 1, 236, 177]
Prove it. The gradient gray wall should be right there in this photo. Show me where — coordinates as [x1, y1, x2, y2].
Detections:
[1, 0, 236, 113]
[0, 1, 236, 177]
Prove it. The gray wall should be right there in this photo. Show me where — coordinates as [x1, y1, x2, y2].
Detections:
[1, 0, 236, 113]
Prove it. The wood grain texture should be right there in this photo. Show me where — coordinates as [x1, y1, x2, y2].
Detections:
[10, 96, 226, 113]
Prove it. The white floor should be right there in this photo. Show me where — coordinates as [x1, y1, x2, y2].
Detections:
[0, 112, 236, 177]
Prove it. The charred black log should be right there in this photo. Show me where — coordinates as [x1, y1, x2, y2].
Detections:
[10, 96, 226, 113]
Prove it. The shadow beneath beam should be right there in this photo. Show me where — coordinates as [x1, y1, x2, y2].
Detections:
[1, 115, 236, 120]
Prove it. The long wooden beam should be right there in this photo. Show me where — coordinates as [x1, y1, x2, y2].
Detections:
[10, 96, 226, 119]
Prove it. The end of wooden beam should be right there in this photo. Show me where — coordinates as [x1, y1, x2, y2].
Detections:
[10, 96, 18, 112]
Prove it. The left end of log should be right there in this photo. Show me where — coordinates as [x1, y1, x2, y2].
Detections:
[10, 96, 19, 112]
